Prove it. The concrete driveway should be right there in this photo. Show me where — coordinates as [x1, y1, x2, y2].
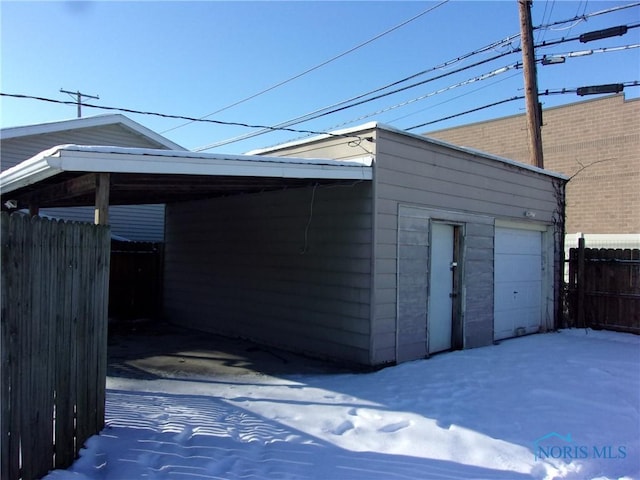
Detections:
[107, 321, 353, 383]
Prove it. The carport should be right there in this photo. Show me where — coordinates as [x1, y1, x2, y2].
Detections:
[0, 145, 372, 220]
[0, 144, 373, 365]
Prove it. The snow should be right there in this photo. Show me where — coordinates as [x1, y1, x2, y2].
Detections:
[36, 144, 374, 167]
[44, 329, 639, 480]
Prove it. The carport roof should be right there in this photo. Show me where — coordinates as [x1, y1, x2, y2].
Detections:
[0, 145, 373, 209]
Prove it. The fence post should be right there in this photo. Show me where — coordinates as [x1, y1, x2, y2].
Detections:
[577, 237, 586, 328]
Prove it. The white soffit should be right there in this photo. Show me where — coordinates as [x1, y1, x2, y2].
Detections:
[0, 145, 373, 194]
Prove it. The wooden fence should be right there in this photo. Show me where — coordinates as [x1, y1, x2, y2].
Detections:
[1, 213, 111, 480]
[566, 238, 640, 333]
[109, 240, 163, 322]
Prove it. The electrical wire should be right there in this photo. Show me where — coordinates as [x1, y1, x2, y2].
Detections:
[194, 45, 522, 151]
[261, 72, 523, 150]
[533, 1, 640, 30]
[386, 72, 522, 124]
[405, 96, 525, 131]
[174, 0, 637, 145]
[160, 0, 450, 135]
[536, 0, 556, 43]
[406, 81, 640, 131]
[0, 93, 363, 143]
[198, 14, 640, 151]
[535, 22, 640, 50]
[193, 33, 522, 151]
[541, 43, 640, 60]
[5, 6, 637, 152]
[300, 183, 319, 255]
[279, 41, 638, 144]
[310, 63, 522, 134]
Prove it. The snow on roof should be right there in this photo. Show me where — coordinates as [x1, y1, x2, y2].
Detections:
[0, 114, 185, 151]
[0, 144, 373, 194]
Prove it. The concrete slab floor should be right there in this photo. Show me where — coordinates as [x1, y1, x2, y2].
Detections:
[107, 321, 355, 383]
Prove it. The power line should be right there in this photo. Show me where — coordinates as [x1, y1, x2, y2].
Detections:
[194, 45, 522, 151]
[0, 92, 363, 143]
[198, 11, 640, 151]
[386, 72, 522, 125]
[5, 13, 636, 152]
[406, 96, 525, 131]
[193, 34, 522, 151]
[311, 63, 522, 135]
[340, 43, 638, 132]
[268, 73, 525, 149]
[174, 0, 638, 146]
[279, 40, 639, 145]
[536, 22, 640, 49]
[541, 43, 640, 62]
[193, 33, 523, 151]
[161, 0, 451, 135]
[407, 81, 639, 131]
[533, 1, 640, 30]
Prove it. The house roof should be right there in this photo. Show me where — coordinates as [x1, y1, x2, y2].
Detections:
[0, 114, 185, 151]
[0, 145, 373, 208]
[249, 121, 568, 181]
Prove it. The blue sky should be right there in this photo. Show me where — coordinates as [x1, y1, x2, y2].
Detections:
[1, 1, 638, 153]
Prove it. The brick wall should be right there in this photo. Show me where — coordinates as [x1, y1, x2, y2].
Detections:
[426, 94, 640, 234]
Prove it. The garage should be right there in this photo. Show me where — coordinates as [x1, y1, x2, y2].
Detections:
[494, 225, 545, 341]
[1, 120, 567, 367]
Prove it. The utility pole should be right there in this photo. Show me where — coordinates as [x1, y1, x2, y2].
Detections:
[518, 0, 544, 169]
[60, 89, 99, 118]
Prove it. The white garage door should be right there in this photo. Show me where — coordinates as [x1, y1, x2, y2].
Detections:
[494, 226, 543, 341]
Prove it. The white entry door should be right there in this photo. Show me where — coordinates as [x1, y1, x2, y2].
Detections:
[494, 226, 543, 341]
[428, 223, 455, 354]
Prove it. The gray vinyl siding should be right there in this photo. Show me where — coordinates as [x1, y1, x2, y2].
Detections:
[1, 123, 174, 241]
[37, 205, 165, 242]
[249, 133, 377, 162]
[372, 128, 563, 364]
[0, 123, 173, 170]
[163, 182, 374, 365]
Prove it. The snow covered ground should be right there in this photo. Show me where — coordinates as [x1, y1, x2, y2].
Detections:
[45, 329, 639, 480]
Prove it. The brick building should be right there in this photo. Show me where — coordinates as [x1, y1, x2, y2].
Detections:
[426, 94, 639, 245]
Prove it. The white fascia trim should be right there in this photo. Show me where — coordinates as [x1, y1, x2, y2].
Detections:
[0, 148, 65, 193]
[0, 114, 185, 151]
[0, 145, 373, 194]
[54, 145, 373, 167]
[1, 115, 117, 139]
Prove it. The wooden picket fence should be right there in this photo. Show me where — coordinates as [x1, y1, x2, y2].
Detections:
[566, 238, 640, 333]
[1, 213, 111, 480]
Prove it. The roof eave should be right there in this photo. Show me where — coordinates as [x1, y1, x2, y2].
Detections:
[0, 114, 186, 151]
[0, 145, 373, 196]
[249, 121, 568, 181]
